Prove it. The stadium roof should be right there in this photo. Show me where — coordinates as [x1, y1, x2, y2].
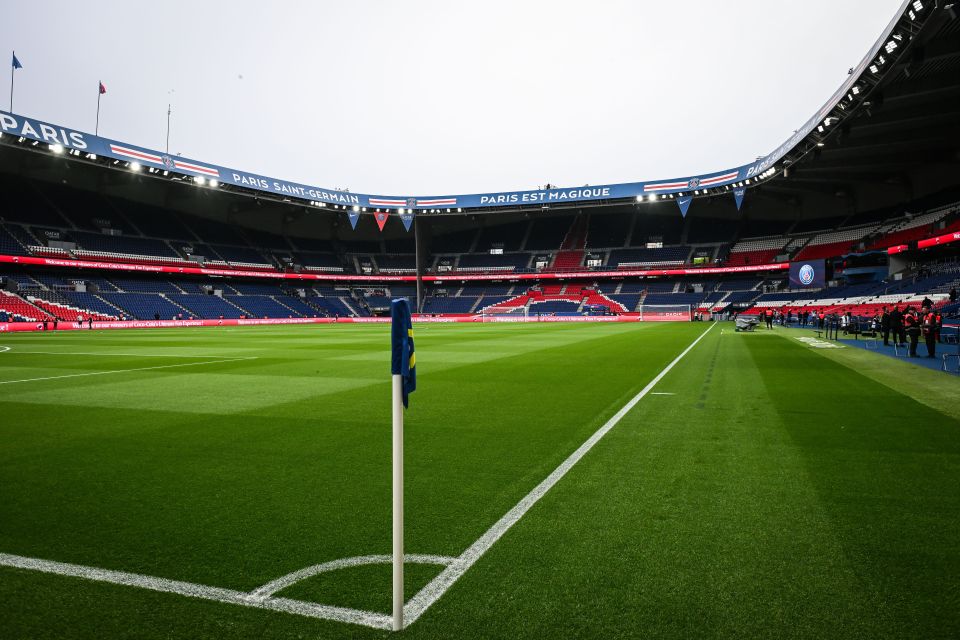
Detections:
[0, 0, 957, 224]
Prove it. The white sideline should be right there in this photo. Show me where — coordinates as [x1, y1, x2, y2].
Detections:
[403, 322, 716, 624]
[0, 323, 716, 629]
[0, 356, 258, 385]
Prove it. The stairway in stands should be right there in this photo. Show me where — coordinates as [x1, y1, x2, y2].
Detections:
[548, 213, 589, 272]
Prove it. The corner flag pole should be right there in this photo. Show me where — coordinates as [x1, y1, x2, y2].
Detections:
[392, 371, 404, 631]
[389, 298, 415, 631]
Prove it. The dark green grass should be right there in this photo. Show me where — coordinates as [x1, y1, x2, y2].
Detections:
[0, 323, 957, 639]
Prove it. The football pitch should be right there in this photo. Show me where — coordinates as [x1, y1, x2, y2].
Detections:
[1, 322, 958, 639]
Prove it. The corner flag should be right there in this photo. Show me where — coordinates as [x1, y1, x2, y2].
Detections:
[391, 298, 416, 407]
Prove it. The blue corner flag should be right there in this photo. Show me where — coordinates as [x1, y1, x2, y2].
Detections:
[390, 298, 416, 408]
[12, 53, 22, 69]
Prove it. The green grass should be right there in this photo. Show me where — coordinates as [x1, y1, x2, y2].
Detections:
[0, 322, 957, 639]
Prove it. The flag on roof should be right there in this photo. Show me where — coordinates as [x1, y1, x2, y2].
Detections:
[12, 53, 22, 69]
[99, 82, 107, 95]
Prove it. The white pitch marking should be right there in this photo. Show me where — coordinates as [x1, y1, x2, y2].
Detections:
[0, 346, 10, 353]
[650, 392, 675, 395]
[404, 323, 716, 625]
[3, 350, 252, 359]
[0, 357, 258, 386]
[251, 554, 455, 599]
[0, 552, 392, 630]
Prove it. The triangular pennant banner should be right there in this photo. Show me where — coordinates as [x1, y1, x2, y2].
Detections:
[348, 210, 360, 230]
[734, 187, 746, 211]
[677, 196, 693, 218]
[375, 210, 390, 232]
[399, 211, 414, 232]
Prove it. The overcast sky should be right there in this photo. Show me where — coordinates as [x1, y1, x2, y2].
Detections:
[3, 1, 903, 195]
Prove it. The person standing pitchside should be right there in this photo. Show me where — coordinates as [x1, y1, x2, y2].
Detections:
[880, 306, 891, 346]
[922, 307, 937, 358]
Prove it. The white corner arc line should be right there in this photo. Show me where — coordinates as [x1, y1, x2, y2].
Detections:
[251, 554, 455, 599]
[0, 552, 392, 630]
[0, 357, 258, 386]
[404, 323, 716, 624]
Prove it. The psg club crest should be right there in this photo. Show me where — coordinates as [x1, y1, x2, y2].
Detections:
[161, 155, 175, 169]
[406, 198, 417, 209]
[799, 264, 815, 285]
[375, 211, 389, 231]
[687, 178, 700, 189]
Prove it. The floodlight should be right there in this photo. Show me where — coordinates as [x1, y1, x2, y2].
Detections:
[195, 176, 205, 185]
[50, 143, 63, 154]
[130, 162, 141, 172]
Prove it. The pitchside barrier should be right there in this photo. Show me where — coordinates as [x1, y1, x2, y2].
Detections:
[0, 310, 703, 332]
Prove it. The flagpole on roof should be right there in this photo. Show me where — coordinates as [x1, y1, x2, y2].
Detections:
[165, 103, 171, 154]
[95, 82, 103, 135]
[9, 51, 16, 112]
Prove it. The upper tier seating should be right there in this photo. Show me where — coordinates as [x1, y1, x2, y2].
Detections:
[608, 246, 690, 267]
[457, 253, 529, 271]
[525, 217, 571, 251]
[376, 255, 416, 272]
[475, 221, 529, 252]
[586, 214, 631, 249]
[0, 224, 30, 256]
[73, 231, 179, 258]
